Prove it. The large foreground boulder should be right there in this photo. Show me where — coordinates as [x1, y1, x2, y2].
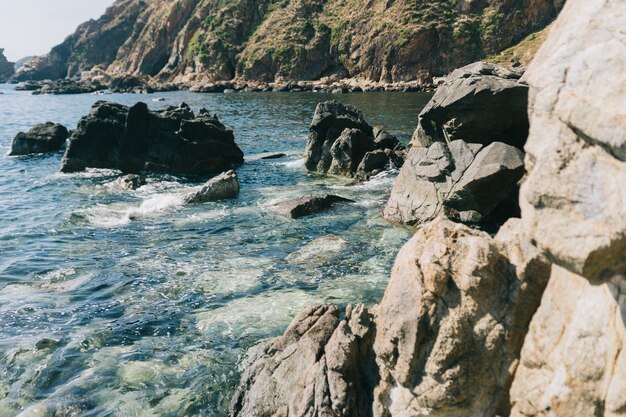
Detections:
[412, 62, 528, 149]
[61, 102, 244, 175]
[304, 101, 406, 179]
[231, 219, 551, 417]
[383, 139, 524, 227]
[8, 122, 69, 155]
[508, 0, 626, 415]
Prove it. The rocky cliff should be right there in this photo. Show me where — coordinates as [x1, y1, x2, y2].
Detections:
[231, 0, 626, 415]
[13, 0, 564, 84]
[0, 48, 14, 82]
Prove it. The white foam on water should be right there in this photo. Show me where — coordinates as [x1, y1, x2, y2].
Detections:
[79, 193, 186, 227]
[280, 157, 305, 169]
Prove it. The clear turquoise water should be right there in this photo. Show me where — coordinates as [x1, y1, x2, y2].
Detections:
[0, 85, 429, 416]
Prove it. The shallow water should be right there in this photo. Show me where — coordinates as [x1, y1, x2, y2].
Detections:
[0, 85, 430, 416]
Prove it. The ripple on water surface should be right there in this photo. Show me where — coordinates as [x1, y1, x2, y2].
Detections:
[0, 85, 429, 416]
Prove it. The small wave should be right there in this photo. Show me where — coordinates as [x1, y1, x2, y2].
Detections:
[280, 157, 305, 169]
[78, 193, 185, 227]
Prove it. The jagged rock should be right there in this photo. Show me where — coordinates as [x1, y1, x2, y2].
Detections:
[8, 122, 69, 155]
[0, 48, 14, 82]
[304, 101, 405, 179]
[232, 218, 551, 417]
[30, 79, 105, 95]
[372, 218, 550, 417]
[508, 0, 626, 415]
[184, 170, 240, 204]
[61, 101, 244, 175]
[519, 0, 626, 283]
[383, 139, 524, 227]
[510, 266, 626, 417]
[231, 304, 378, 417]
[114, 174, 146, 190]
[271, 195, 354, 219]
[411, 62, 529, 149]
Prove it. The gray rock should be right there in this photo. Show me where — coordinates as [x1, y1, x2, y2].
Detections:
[231, 304, 377, 417]
[304, 101, 403, 179]
[115, 174, 146, 190]
[184, 170, 239, 204]
[61, 101, 244, 175]
[272, 195, 354, 219]
[260, 153, 287, 160]
[9, 122, 69, 155]
[411, 62, 528, 149]
[383, 139, 523, 226]
[356, 150, 389, 180]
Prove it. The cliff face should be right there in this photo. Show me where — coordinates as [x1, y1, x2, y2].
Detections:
[0, 48, 14, 82]
[13, 0, 564, 84]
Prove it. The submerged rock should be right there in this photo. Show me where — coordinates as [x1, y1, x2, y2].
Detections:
[114, 174, 146, 190]
[286, 235, 347, 266]
[411, 62, 528, 149]
[271, 195, 354, 219]
[383, 139, 524, 227]
[61, 101, 244, 175]
[9, 122, 69, 155]
[184, 170, 240, 204]
[304, 101, 405, 179]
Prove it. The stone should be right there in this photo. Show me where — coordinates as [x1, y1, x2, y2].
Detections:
[9, 122, 69, 155]
[383, 139, 523, 227]
[184, 170, 240, 204]
[271, 195, 355, 219]
[232, 218, 551, 417]
[510, 266, 626, 417]
[230, 304, 378, 417]
[0, 48, 14, 82]
[372, 219, 550, 417]
[261, 153, 287, 160]
[286, 235, 347, 266]
[355, 150, 389, 180]
[519, 0, 626, 283]
[411, 62, 529, 150]
[304, 101, 403, 179]
[61, 101, 244, 175]
[115, 174, 146, 190]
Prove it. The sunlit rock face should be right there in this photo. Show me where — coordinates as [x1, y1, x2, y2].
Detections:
[509, 0, 626, 414]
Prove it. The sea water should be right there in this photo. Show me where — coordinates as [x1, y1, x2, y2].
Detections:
[0, 85, 430, 416]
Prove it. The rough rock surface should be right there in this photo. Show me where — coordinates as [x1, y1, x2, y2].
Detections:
[11, 0, 563, 85]
[231, 304, 378, 417]
[411, 62, 529, 149]
[114, 174, 146, 190]
[61, 101, 244, 175]
[372, 219, 550, 417]
[383, 139, 524, 226]
[510, 266, 626, 417]
[9, 122, 69, 156]
[271, 195, 354, 219]
[232, 218, 551, 417]
[0, 48, 14, 82]
[508, 0, 626, 415]
[304, 101, 405, 179]
[519, 0, 626, 283]
[184, 170, 240, 204]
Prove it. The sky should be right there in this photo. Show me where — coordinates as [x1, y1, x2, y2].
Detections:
[0, 0, 114, 62]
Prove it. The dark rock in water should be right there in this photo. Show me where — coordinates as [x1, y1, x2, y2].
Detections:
[231, 304, 377, 417]
[355, 149, 389, 180]
[61, 101, 244, 175]
[17, 79, 105, 95]
[115, 174, 146, 190]
[0, 48, 14, 82]
[304, 101, 405, 179]
[9, 122, 69, 155]
[260, 153, 287, 160]
[412, 62, 529, 150]
[272, 194, 355, 219]
[383, 139, 524, 227]
[109, 74, 152, 93]
[14, 81, 43, 91]
[184, 170, 240, 204]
